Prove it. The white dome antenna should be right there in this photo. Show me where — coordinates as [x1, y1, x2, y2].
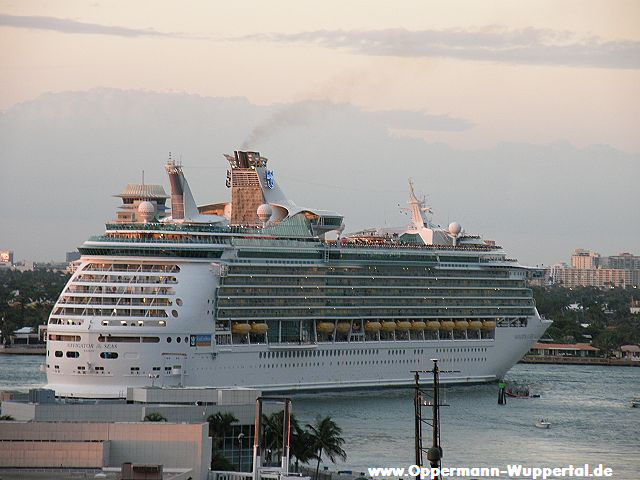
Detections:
[138, 201, 156, 223]
[448, 221, 462, 246]
[257, 203, 273, 227]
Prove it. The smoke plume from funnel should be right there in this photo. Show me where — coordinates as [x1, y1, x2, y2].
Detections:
[241, 103, 315, 150]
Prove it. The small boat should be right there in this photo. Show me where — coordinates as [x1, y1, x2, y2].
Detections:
[505, 386, 530, 398]
[631, 397, 640, 408]
[535, 419, 551, 429]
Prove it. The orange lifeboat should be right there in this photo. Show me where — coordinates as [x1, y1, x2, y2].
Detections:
[365, 321, 382, 332]
[336, 322, 351, 333]
[231, 323, 251, 334]
[250, 322, 268, 334]
[316, 322, 335, 334]
[410, 321, 426, 331]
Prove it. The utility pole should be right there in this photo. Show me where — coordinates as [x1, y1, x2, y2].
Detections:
[413, 360, 458, 480]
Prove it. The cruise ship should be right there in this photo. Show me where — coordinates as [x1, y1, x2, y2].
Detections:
[46, 150, 551, 398]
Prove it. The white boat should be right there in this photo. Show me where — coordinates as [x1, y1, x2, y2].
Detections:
[631, 397, 640, 408]
[44, 150, 552, 398]
[535, 419, 551, 429]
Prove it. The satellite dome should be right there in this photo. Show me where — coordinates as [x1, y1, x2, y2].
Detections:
[257, 203, 273, 223]
[448, 222, 462, 236]
[138, 201, 156, 223]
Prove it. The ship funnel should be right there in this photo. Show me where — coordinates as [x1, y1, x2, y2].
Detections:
[164, 157, 199, 221]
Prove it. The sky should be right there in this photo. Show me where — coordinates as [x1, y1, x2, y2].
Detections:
[0, 0, 639, 264]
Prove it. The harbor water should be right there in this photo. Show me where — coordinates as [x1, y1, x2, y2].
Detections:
[1, 357, 638, 479]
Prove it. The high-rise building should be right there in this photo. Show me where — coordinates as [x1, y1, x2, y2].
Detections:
[602, 252, 640, 270]
[550, 250, 640, 288]
[0, 250, 13, 267]
[571, 248, 600, 269]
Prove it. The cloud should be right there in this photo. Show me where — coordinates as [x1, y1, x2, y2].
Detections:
[0, 14, 183, 38]
[241, 27, 640, 69]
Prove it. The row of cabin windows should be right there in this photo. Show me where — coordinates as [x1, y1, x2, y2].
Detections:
[256, 357, 489, 368]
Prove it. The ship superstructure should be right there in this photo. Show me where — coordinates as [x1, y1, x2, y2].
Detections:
[46, 151, 551, 398]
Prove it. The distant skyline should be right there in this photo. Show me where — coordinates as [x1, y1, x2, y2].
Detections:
[0, 1, 638, 263]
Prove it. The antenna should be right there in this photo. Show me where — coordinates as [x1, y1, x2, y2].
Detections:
[413, 361, 460, 478]
[142, 170, 145, 187]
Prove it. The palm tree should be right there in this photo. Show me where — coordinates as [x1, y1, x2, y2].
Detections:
[306, 416, 347, 480]
[290, 424, 317, 472]
[143, 412, 167, 422]
[207, 412, 239, 449]
[262, 411, 315, 470]
[207, 412, 238, 471]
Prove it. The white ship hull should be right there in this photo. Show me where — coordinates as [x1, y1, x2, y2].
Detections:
[46, 258, 550, 399]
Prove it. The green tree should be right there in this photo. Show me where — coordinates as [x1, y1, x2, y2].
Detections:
[306, 416, 347, 480]
[0, 415, 15, 420]
[207, 412, 238, 470]
[290, 424, 317, 472]
[262, 411, 315, 471]
[143, 412, 167, 422]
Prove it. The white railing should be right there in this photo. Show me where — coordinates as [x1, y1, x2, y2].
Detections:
[209, 471, 253, 480]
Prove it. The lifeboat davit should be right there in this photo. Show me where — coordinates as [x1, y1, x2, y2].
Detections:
[336, 322, 351, 333]
[381, 321, 397, 332]
[250, 322, 268, 334]
[316, 322, 335, 333]
[426, 321, 440, 331]
[410, 321, 426, 331]
[365, 321, 382, 332]
[440, 320, 455, 330]
[454, 320, 469, 331]
[231, 323, 251, 334]
[468, 320, 483, 330]
[396, 321, 412, 330]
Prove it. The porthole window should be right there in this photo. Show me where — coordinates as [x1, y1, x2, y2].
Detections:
[184, 337, 188, 343]
[99, 352, 118, 359]
[55, 351, 63, 357]
[176, 298, 183, 306]
[167, 337, 172, 343]
[172, 310, 178, 317]
[177, 337, 181, 343]
[66, 351, 79, 358]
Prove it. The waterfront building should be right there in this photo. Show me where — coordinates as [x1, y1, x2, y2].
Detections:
[527, 342, 600, 358]
[616, 344, 640, 361]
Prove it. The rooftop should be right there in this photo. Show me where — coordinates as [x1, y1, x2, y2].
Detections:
[531, 342, 599, 351]
[115, 183, 168, 199]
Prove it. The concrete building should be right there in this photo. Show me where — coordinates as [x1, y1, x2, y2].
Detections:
[550, 264, 631, 288]
[571, 248, 600, 269]
[0, 387, 272, 476]
[0, 421, 210, 479]
[602, 252, 640, 270]
[549, 250, 640, 288]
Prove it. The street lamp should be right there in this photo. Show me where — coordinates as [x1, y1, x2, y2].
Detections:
[237, 432, 245, 471]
